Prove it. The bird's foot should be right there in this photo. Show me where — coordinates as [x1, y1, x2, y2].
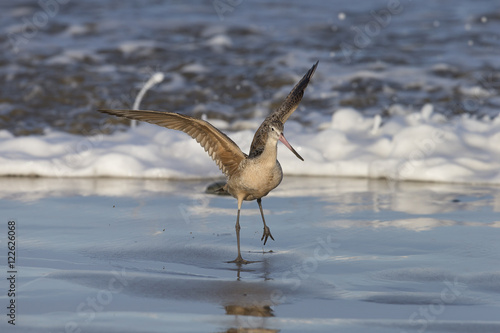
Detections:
[261, 226, 275, 245]
[227, 255, 254, 265]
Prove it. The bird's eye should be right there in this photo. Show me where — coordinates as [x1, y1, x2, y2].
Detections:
[271, 127, 275, 131]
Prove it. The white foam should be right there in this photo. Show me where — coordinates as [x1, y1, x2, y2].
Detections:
[205, 34, 232, 49]
[65, 24, 90, 36]
[2, 105, 500, 184]
[181, 63, 209, 74]
[45, 49, 102, 65]
[118, 40, 156, 54]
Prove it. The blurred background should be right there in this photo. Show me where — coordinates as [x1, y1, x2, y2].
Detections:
[1, 0, 499, 136]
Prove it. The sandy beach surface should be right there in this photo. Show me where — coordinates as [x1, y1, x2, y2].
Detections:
[1, 176, 499, 332]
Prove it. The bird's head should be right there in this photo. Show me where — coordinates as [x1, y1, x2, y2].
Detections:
[268, 121, 303, 161]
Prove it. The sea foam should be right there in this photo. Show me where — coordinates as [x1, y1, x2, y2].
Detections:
[2, 104, 500, 184]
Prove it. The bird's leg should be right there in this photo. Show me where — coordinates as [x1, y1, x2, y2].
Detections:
[257, 198, 274, 245]
[228, 199, 249, 264]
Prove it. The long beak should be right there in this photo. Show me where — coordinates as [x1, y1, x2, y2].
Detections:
[279, 133, 304, 161]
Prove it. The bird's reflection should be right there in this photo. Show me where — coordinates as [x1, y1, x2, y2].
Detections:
[225, 304, 274, 317]
[224, 327, 278, 333]
[219, 258, 280, 333]
[223, 304, 279, 333]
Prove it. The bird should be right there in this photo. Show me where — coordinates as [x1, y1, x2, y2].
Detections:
[98, 61, 318, 264]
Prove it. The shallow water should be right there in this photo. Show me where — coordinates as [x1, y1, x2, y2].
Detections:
[1, 177, 499, 332]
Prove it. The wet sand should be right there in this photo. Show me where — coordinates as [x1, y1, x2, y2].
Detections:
[1, 177, 499, 332]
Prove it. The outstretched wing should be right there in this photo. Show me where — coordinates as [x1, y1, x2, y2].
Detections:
[98, 109, 247, 176]
[271, 60, 318, 124]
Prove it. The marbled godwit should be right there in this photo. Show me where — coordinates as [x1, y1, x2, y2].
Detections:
[99, 61, 318, 264]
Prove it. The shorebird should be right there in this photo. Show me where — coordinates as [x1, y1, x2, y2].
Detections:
[99, 61, 318, 264]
